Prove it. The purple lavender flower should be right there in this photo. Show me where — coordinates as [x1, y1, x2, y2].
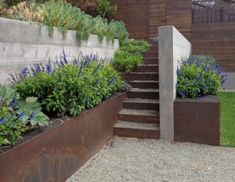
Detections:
[46, 60, 53, 74]
[62, 50, 68, 64]
[21, 67, 29, 77]
[93, 64, 101, 75]
[9, 97, 17, 109]
[18, 112, 25, 120]
[73, 58, 79, 65]
[29, 111, 35, 120]
[78, 62, 84, 78]
[0, 117, 6, 125]
[108, 77, 116, 85]
[10, 73, 19, 83]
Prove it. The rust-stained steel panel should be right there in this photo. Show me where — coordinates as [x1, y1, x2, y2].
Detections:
[0, 93, 127, 182]
[174, 95, 220, 146]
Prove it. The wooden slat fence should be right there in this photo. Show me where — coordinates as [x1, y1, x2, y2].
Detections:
[114, 0, 235, 71]
[192, 2, 235, 23]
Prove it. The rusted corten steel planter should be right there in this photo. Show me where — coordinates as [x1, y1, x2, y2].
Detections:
[0, 93, 126, 182]
[174, 95, 220, 146]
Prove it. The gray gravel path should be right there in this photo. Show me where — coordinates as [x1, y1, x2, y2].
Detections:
[66, 137, 235, 182]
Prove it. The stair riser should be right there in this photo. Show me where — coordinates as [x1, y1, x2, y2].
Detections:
[134, 66, 158, 72]
[123, 102, 159, 110]
[114, 128, 160, 139]
[118, 114, 159, 123]
[123, 74, 158, 81]
[144, 61, 158, 64]
[144, 59, 158, 63]
[127, 92, 159, 99]
[143, 52, 158, 57]
[128, 82, 159, 89]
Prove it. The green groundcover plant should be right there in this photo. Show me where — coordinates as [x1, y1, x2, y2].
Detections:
[13, 53, 129, 117]
[1, 0, 129, 43]
[0, 84, 49, 148]
[177, 55, 227, 98]
[112, 39, 150, 72]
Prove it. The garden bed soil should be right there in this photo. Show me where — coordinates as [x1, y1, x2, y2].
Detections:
[0, 93, 126, 182]
[174, 95, 220, 146]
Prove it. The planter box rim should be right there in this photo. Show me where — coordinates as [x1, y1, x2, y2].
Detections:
[175, 94, 220, 103]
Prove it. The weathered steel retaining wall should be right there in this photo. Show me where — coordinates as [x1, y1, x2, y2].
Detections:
[174, 95, 220, 146]
[0, 93, 126, 182]
[0, 17, 119, 84]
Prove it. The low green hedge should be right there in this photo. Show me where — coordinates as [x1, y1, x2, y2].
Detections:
[177, 55, 227, 98]
[112, 39, 150, 72]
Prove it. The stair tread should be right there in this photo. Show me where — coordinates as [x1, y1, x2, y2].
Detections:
[124, 98, 159, 104]
[144, 57, 158, 59]
[127, 72, 158, 74]
[129, 80, 158, 83]
[119, 109, 159, 116]
[114, 121, 159, 131]
[130, 88, 159, 92]
[139, 64, 158, 66]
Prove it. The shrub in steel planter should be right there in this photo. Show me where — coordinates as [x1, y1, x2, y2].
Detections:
[177, 55, 227, 98]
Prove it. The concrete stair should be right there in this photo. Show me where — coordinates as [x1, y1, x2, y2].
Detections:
[113, 121, 160, 139]
[127, 80, 159, 89]
[118, 109, 159, 123]
[123, 98, 159, 110]
[122, 72, 158, 81]
[134, 64, 158, 72]
[127, 88, 159, 99]
[114, 40, 160, 140]
[144, 57, 158, 64]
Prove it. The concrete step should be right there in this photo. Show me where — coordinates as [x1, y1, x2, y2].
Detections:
[143, 51, 158, 58]
[123, 98, 159, 110]
[118, 109, 160, 123]
[144, 57, 158, 64]
[127, 88, 159, 99]
[127, 80, 159, 89]
[134, 64, 158, 72]
[114, 121, 160, 139]
[122, 72, 158, 81]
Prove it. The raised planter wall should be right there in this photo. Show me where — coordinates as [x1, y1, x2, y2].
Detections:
[174, 95, 220, 146]
[0, 93, 126, 182]
[0, 18, 119, 84]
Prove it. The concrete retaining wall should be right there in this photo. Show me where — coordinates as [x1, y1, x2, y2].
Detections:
[158, 26, 191, 141]
[0, 18, 119, 83]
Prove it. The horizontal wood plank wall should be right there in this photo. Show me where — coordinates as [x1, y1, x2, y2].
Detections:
[148, 0, 166, 38]
[166, 0, 192, 40]
[192, 23, 235, 71]
[114, 0, 191, 39]
[114, 0, 167, 39]
[114, 0, 149, 39]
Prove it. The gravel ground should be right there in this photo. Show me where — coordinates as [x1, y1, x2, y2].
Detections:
[66, 137, 235, 182]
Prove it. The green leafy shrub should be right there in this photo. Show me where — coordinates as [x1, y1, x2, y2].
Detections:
[177, 55, 226, 98]
[41, 0, 128, 42]
[0, 84, 49, 147]
[113, 39, 150, 72]
[97, 0, 117, 18]
[14, 55, 127, 117]
[112, 50, 143, 72]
